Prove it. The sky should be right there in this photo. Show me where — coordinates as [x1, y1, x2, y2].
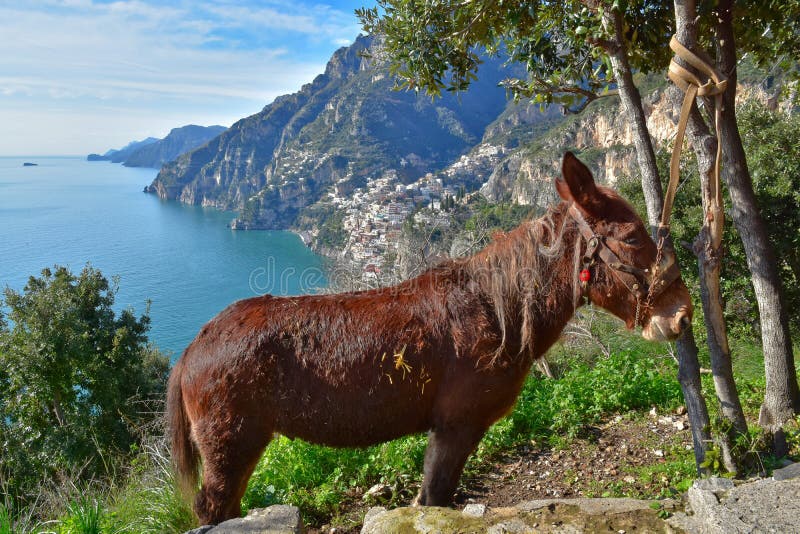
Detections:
[0, 0, 372, 156]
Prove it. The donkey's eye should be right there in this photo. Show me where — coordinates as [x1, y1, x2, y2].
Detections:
[623, 237, 640, 246]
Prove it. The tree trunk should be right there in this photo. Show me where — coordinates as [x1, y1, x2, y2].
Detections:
[675, 325, 712, 469]
[714, 0, 800, 457]
[604, 14, 663, 232]
[673, 0, 747, 473]
[604, 5, 711, 472]
[52, 388, 66, 427]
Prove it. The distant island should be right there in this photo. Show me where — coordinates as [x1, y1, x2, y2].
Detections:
[87, 124, 226, 168]
[23, 162, 38, 166]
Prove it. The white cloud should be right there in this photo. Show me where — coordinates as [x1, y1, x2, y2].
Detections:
[0, 1, 363, 155]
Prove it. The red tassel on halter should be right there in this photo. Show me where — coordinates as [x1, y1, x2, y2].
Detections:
[579, 269, 591, 283]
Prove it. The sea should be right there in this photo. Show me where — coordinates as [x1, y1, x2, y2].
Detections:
[0, 156, 327, 358]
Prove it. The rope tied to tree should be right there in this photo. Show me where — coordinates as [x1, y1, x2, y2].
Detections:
[661, 36, 728, 241]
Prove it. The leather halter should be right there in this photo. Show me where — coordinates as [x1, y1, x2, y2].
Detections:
[569, 204, 682, 305]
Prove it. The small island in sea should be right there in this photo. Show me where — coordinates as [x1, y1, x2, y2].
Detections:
[23, 162, 38, 166]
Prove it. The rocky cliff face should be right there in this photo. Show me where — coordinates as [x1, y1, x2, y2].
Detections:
[475, 78, 781, 210]
[146, 36, 512, 228]
[477, 86, 678, 208]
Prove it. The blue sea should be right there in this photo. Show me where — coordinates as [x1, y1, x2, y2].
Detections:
[0, 156, 326, 358]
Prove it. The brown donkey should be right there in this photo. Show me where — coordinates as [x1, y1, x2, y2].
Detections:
[167, 153, 693, 524]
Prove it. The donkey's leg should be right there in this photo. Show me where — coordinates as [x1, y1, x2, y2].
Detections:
[415, 424, 487, 506]
[194, 417, 272, 525]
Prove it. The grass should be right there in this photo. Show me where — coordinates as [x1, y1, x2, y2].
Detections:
[10, 442, 197, 534]
[107, 442, 196, 534]
[0, 504, 11, 534]
[62, 497, 102, 534]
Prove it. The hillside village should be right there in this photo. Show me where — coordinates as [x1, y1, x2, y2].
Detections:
[316, 143, 508, 278]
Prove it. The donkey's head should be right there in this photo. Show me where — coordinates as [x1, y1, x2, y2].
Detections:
[556, 152, 693, 341]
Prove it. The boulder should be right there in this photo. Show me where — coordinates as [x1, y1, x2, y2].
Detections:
[186, 505, 303, 534]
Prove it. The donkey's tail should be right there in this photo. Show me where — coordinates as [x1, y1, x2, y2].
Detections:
[166, 359, 199, 499]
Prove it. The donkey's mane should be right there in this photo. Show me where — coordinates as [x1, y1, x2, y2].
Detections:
[448, 201, 582, 358]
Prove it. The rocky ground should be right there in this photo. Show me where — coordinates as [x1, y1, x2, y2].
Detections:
[459, 409, 694, 506]
[194, 469, 800, 533]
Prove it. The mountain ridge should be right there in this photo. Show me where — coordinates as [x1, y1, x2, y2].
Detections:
[145, 35, 517, 228]
[87, 125, 226, 168]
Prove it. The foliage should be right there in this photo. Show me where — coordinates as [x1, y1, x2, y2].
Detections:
[358, 1, 674, 112]
[239, 196, 262, 225]
[61, 496, 103, 534]
[107, 441, 196, 534]
[737, 102, 800, 332]
[728, 1, 800, 85]
[359, 0, 800, 106]
[464, 200, 537, 234]
[312, 207, 349, 250]
[0, 265, 170, 519]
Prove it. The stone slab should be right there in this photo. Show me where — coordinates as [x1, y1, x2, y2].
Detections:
[198, 505, 303, 534]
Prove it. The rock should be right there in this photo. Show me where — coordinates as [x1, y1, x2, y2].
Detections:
[360, 500, 680, 534]
[361, 506, 387, 530]
[358, 477, 800, 533]
[676, 405, 687, 415]
[682, 476, 800, 533]
[518, 497, 673, 516]
[462, 503, 486, 517]
[363, 483, 393, 502]
[674, 421, 686, 431]
[486, 518, 531, 533]
[692, 477, 734, 493]
[653, 449, 664, 457]
[201, 505, 302, 533]
[623, 476, 636, 484]
[773, 462, 800, 481]
[185, 527, 214, 534]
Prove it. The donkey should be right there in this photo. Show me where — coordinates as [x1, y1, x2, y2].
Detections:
[167, 152, 693, 524]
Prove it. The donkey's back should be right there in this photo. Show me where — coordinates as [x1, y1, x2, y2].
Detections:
[176, 267, 504, 449]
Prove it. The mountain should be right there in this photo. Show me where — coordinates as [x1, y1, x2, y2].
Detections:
[123, 125, 227, 168]
[87, 138, 159, 163]
[145, 35, 516, 228]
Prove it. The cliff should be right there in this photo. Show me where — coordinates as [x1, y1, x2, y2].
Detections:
[145, 35, 512, 228]
[477, 79, 677, 208]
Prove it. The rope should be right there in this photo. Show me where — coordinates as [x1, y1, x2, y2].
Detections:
[661, 36, 728, 235]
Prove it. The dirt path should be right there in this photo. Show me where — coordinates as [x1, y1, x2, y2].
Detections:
[459, 409, 693, 506]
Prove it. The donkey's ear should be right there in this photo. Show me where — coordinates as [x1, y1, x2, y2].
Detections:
[557, 152, 601, 214]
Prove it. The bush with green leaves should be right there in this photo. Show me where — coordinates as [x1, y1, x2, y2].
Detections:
[0, 265, 169, 519]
